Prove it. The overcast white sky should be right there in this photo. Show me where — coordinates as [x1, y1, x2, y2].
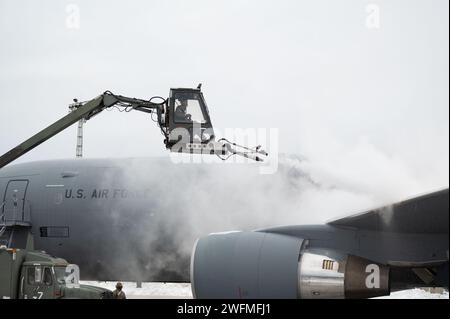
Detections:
[0, 0, 448, 196]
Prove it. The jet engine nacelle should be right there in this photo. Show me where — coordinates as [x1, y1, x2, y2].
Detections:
[191, 231, 390, 299]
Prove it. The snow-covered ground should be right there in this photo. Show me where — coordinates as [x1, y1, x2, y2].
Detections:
[81, 281, 448, 299]
[81, 281, 192, 299]
[376, 288, 449, 299]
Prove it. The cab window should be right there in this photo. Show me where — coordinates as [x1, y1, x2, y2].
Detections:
[174, 93, 206, 124]
[27, 266, 42, 285]
[43, 267, 53, 286]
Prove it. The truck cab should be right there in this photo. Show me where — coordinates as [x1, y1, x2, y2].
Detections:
[166, 87, 215, 149]
[1, 247, 112, 299]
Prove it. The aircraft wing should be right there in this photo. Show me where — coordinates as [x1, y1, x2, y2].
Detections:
[191, 188, 449, 298]
[327, 188, 449, 233]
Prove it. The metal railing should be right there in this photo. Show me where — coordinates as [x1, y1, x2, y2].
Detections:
[0, 201, 6, 238]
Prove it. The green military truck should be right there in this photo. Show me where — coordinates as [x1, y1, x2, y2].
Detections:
[0, 246, 113, 299]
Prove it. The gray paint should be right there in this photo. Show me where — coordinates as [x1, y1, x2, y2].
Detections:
[0, 158, 448, 287]
[261, 225, 448, 267]
[192, 231, 303, 298]
[329, 189, 449, 233]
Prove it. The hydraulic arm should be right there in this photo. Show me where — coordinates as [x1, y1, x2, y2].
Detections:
[0, 92, 164, 169]
[0, 87, 267, 169]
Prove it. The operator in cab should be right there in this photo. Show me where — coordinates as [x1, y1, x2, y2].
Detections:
[174, 99, 192, 122]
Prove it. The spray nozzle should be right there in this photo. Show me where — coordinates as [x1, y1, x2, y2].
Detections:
[170, 138, 268, 162]
[216, 138, 269, 162]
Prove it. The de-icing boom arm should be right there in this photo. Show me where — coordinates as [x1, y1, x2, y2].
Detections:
[0, 88, 267, 169]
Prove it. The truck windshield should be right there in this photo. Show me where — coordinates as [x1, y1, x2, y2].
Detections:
[54, 267, 68, 284]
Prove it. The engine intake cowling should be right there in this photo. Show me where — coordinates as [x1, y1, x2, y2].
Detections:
[191, 231, 390, 299]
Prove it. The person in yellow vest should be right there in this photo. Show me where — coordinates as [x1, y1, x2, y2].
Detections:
[112, 282, 126, 299]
